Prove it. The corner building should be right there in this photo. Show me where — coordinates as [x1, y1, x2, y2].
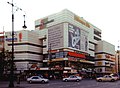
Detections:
[3, 9, 103, 78]
[95, 40, 116, 76]
[34, 9, 102, 78]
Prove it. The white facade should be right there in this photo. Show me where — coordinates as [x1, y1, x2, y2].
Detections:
[3, 9, 110, 72]
[4, 30, 43, 70]
[35, 9, 102, 57]
[95, 40, 116, 73]
[95, 40, 115, 55]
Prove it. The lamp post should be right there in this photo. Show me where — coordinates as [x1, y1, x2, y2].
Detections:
[7, 0, 22, 87]
[22, 15, 27, 29]
[7, 0, 15, 87]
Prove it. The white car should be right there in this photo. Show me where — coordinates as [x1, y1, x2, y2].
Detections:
[27, 76, 49, 83]
[96, 75, 117, 82]
[63, 75, 82, 82]
[110, 74, 119, 80]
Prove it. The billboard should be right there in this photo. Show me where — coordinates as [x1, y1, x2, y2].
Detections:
[68, 24, 80, 50]
[68, 24, 88, 51]
[35, 18, 54, 30]
[48, 23, 64, 49]
[5, 32, 18, 42]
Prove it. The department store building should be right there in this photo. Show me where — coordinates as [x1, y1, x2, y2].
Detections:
[0, 9, 116, 77]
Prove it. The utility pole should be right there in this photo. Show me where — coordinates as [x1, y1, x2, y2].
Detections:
[7, 0, 23, 87]
[7, 0, 15, 87]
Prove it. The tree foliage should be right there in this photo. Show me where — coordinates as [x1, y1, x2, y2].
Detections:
[0, 50, 16, 80]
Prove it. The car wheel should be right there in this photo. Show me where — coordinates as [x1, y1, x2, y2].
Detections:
[41, 80, 45, 83]
[98, 79, 102, 82]
[111, 79, 115, 82]
[65, 79, 68, 82]
[76, 79, 80, 82]
[29, 80, 32, 84]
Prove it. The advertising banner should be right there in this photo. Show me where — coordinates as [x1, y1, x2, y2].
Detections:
[68, 24, 88, 51]
[5, 32, 18, 42]
[48, 23, 64, 49]
[35, 18, 54, 30]
[68, 24, 80, 50]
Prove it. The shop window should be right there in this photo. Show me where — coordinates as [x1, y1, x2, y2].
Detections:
[60, 52, 64, 58]
[52, 53, 55, 59]
[64, 51, 68, 57]
[55, 52, 60, 58]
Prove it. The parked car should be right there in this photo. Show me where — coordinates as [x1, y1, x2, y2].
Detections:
[63, 75, 82, 82]
[110, 73, 120, 80]
[27, 76, 49, 83]
[96, 75, 117, 82]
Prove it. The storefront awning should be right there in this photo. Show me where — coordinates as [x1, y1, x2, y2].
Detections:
[68, 52, 86, 59]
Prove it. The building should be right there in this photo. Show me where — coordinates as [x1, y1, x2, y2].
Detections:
[0, 9, 116, 78]
[95, 40, 116, 76]
[116, 50, 120, 74]
[0, 32, 4, 51]
[34, 9, 102, 78]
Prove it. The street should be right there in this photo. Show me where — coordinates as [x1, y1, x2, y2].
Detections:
[1, 79, 120, 88]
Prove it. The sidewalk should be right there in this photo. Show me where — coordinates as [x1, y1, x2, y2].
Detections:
[1, 86, 25, 88]
[0, 81, 25, 88]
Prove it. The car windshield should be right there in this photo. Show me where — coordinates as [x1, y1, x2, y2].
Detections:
[69, 75, 77, 78]
[32, 77, 39, 79]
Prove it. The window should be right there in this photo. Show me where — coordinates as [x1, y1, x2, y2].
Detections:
[60, 52, 64, 58]
[52, 53, 55, 59]
[32, 77, 39, 79]
[64, 51, 68, 57]
[55, 52, 60, 58]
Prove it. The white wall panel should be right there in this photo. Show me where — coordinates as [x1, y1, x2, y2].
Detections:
[96, 40, 115, 55]
[89, 43, 95, 50]
[88, 50, 95, 57]
[14, 53, 42, 61]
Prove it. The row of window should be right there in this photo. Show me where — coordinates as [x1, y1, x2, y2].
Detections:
[45, 51, 68, 59]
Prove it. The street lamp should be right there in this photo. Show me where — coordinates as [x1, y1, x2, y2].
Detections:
[7, 0, 22, 87]
[22, 15, 27, 29]
[7, 0, 15, 87]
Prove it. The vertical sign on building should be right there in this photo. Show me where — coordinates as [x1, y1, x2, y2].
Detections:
[81, 30, 88, 51]
[19, 32, 22, 42]
[68, 24, 81, 50]
[0, 33, 4, 51]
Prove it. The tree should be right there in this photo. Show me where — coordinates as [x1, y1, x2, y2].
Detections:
[0, 50, 16, 80]
[0, 51, 5, 80]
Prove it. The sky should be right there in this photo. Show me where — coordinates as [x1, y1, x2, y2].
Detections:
[0, 0, 120, 50]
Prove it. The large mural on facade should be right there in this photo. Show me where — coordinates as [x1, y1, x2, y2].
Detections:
[68, 24, 88, 51]
[68, 24, 81, 50]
